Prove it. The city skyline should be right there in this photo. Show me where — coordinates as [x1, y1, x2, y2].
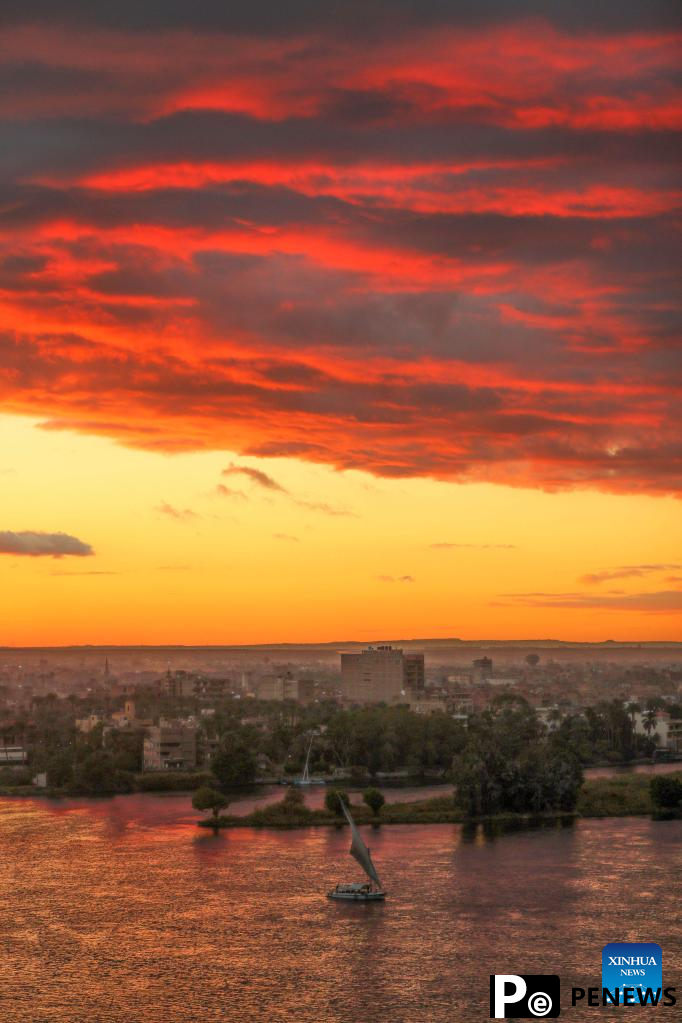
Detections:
[1, 2, 680, 644]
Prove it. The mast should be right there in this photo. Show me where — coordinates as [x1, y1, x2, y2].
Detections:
[340, 799, 383, 889]
[302, 736, 313, 783]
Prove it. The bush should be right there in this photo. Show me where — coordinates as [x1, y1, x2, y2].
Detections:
[577, 776, 652, 817]
[137, 771, 215, 792]
[0, 767, 32, 787]
[650, 774, 682, 809]
[247, 790, 315, 827]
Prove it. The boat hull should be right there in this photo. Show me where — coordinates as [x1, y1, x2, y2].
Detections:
[327, 890, 386, 901]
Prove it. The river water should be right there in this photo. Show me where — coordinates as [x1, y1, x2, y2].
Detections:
[1, 795, 680, 1022]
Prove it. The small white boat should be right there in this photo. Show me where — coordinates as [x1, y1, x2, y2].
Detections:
[327, 799, 386, 901]
[293, 736, 326, 787]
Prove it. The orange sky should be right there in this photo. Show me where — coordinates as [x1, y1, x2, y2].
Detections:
[0, 4, 680, 643]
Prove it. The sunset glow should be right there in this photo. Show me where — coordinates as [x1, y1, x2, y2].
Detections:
[1, 2, 680, 643]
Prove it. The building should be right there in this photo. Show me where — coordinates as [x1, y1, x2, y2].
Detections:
[143, 720, 197, 771]
[403, 653, 425, 691]
[340, 645, 425, 704]
[256, 674, 315, 703]
[75, 713, 103, 734]
[157, 670, 230, 700]
[408, 697, 447, 715]
[449, 693, 475, 716]
[634, 710, 682, 751]
[472, 656, 493, 682]
[157, 670, 196, 699]
[667, 719, 682, 753]
[111, 699, 137, 728]
[193, 677, 230, 699]
[0, 746, 28, 765]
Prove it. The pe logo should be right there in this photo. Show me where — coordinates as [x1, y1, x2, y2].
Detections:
[602, 943, 662, 1004]
[490, 975, 560, 1018]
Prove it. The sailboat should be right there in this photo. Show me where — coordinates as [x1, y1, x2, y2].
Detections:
[293, 736, 326, 787]
[327, 799, 386, 901]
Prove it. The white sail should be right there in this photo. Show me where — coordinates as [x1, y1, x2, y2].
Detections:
[301, 738, 312, 783]
[340, 799, 382, 889]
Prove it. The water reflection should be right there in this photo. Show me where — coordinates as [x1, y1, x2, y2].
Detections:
[0, 797, 680, 1023]
[460, 814, 577, 844]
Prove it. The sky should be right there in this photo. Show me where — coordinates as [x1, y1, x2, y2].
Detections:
[0, 1, 680, 644]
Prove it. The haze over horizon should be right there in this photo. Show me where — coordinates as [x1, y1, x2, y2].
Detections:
[1, 1, 680, 644]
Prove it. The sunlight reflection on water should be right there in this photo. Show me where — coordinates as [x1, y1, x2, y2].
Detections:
[0, 796, 680, 1022]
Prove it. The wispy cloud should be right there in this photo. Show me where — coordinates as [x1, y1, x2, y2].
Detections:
[156, 501, 199, 521]
[219, 465, 352, 516]
[378, 574, 415, 583]
[222, 464, 286, 492]
[49, 570, 116, 576]
[0, 530, 94, 558]
[214, 483, 247, 500]
[273, 533, 299, 542]
[295, 498, 353, 517]
[495, 590, 682, 613]
[430, 542, 516, 550]
[580, 563, 681, 584]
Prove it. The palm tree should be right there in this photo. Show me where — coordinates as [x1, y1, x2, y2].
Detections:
[643, 708, 658, 740]
[625, 701, 641, 723]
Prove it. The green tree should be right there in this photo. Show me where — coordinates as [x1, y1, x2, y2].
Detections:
[105, 729, 144, 772]
[72, 751, 134, 794]
[324, 787, 349, 816]
[362, 787, 385, 818]
[282, 786, 305, 809]
[46, 749, 74, 788]
[192, 786, 229, 820]
[211, 732, 257, 789]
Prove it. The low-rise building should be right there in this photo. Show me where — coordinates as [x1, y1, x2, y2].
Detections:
[0, 745, 28, 764]
[408, 697, 448, 715]
[667, 719, 682, 752]
[449, 693, 474, 716]
[75, 713, 103, 733]
[143, 720, 197, 771]
[111, 699, 137, 728]
[157, 671, 231, 700]
[256, 674, 315, 703]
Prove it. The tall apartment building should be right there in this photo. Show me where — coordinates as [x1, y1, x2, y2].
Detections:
[340, 645, 425, 704]
[403, 653, 425, 691]
[143, 720, 197, 771]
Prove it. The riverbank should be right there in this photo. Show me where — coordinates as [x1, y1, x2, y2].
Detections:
[196, 771, 682, 829]
[3, 768, 680, 824]
[0, 770, 214, 799]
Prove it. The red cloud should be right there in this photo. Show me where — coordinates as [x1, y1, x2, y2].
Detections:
[0, 9, 679, 496]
